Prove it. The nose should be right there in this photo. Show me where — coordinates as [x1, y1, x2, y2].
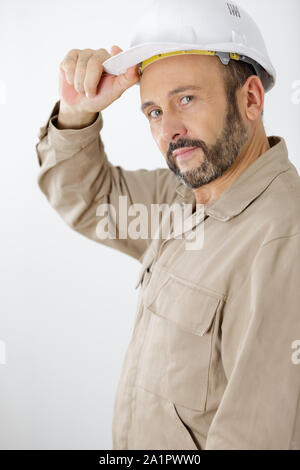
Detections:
[159, 112, 188, 144]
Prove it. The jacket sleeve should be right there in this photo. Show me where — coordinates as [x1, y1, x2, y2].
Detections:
[35, 101, 179, 261]
[205, 233, 300, 450]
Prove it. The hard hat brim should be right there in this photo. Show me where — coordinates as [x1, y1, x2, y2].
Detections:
[102, 41, 276, 92]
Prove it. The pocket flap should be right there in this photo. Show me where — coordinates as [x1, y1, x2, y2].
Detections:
[146, 276, 221, 336]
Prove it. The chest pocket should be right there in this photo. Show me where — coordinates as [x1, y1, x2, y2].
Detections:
[136, 269, 223, 412]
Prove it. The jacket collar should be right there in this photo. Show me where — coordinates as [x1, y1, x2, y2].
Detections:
[175, 136, 293, 222]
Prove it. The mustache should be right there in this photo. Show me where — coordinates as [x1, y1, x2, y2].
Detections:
[168, 139, 209, 159]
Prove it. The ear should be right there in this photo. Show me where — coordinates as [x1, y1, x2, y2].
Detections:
[243, 75, 265, 121]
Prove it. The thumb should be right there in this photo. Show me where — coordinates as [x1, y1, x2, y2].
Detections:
[109, 45, 140, 92]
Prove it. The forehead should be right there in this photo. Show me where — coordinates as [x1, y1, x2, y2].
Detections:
[139, 54, 221, 105]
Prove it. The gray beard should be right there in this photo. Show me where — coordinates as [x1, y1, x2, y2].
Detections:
[166, 93, 249, 189]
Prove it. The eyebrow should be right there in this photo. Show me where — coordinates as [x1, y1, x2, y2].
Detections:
[140, 85, 203, 113]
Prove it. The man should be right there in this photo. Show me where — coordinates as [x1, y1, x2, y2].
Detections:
[36, 0, 300, 449]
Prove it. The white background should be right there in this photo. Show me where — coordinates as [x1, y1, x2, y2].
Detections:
[0, 0, 299, 449]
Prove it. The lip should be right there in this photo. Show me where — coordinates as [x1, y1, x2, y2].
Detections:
[173, 147, 198, 160]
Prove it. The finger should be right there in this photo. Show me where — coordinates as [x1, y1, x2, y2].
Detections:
[59, 49, 79, 86]
[110, 45, 123, 55]
[59, 68, 79, 105]
[73, 49, 94, 95]
[84, 49, 111, 98]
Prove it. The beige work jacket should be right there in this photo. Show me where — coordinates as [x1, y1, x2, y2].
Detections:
[35, 101, 300, 450]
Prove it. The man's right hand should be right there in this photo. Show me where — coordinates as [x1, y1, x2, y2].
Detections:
[57, 46, 140, 129]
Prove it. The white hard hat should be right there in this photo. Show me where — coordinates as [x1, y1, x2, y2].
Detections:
[102, 0, 276, 92]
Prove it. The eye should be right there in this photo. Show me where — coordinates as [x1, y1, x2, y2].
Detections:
[147, 95, 194, 120]
[148, 109, 161, 119]
[181, 95, 194, 105]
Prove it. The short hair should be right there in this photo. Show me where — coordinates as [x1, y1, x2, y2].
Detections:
[218, 59, 265, 118]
